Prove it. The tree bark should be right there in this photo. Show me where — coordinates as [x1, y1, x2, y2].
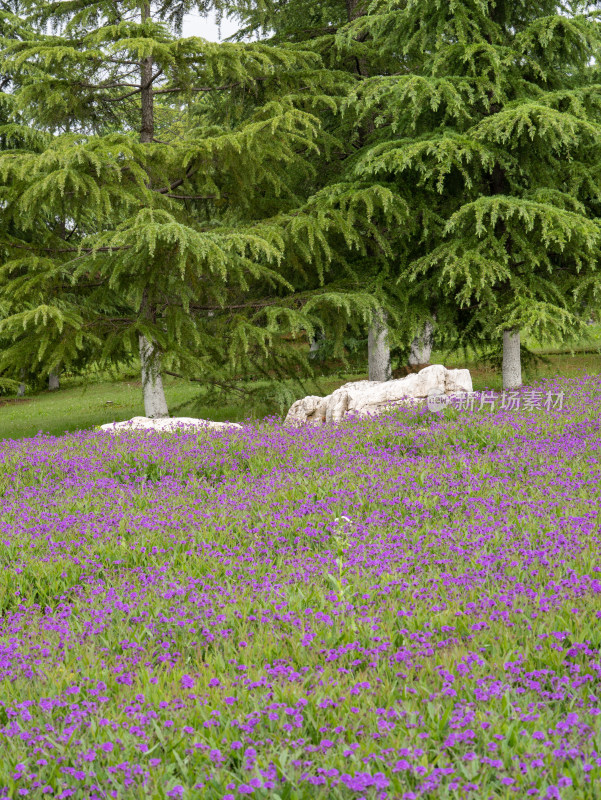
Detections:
[368, 309, 391, 381]
[138, 1, 169, 418]
[502, 328, 522, 390]
[139, 335, 169, 418]
[409, 319, 434, 366]
[17, 368, 25, 397]
[346, 1, 392, 382]
[140, 2, 154, 147]
[48, 370, 59, 391]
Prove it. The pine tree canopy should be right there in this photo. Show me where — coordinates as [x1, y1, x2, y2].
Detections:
[214, 0, 429, 355]
[0, 0, 401, 410]
[2, 0, 601, 404]
[337, 0, 601, 350]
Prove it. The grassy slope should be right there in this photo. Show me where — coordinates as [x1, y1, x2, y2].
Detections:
[0, 377, 234, 441]
[1, 348, 600, 441]
[0, 372, 364, 440]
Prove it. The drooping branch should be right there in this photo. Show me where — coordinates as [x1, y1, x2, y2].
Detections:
[163, 370, 251, 397]
[164, 193, 221, 200]
[8, 242, 132, 254]
[154, 166, 199, 194]
[154, 76, 269, 95]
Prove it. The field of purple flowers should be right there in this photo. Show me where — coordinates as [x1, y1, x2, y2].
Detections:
[0, 375, 600, 800]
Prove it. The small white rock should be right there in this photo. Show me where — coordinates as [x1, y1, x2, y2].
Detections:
[99, 416, 242, 433]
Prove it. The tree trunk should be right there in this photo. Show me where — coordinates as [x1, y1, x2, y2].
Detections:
[48, 370, 59, 391]
[17, 368, 25, 397]
[309, 329, 323, 359]
[502, 328, 522, 390]
[350, 0, 389, 383]
[140, 3, 154, 147]
[409, 319, 434, 366]
[139, 335, 169, 418]
[368, 309, 391, 381]
[138, 2, 168, 418]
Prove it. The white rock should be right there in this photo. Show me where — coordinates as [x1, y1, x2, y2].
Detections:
[285, 365, 472, 425]
[99, 416, 242, 433]
[284, 396, 323, 425]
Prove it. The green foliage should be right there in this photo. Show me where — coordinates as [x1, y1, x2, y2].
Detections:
[0, 0, 400, 407]
[2, 0, 601, 398]
[340, 0, 601, 350]
[218, 0, 601, 364]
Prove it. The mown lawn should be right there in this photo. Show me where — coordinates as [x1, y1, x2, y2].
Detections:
[0, 375, 244, 441]
[1, 347, 600, 440]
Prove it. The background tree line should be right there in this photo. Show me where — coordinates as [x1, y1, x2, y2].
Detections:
[0, 0, 600, 416]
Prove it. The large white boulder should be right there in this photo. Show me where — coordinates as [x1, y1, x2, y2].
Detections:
[285, 364, 472, 425]
[99, 416, 242, 433]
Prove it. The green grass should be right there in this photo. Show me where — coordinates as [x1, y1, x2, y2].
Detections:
[435, 351, 601, 392]
[0, 376, 250, 441]
[0, 370, 366, 440]
[2, 346, 600, 441]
